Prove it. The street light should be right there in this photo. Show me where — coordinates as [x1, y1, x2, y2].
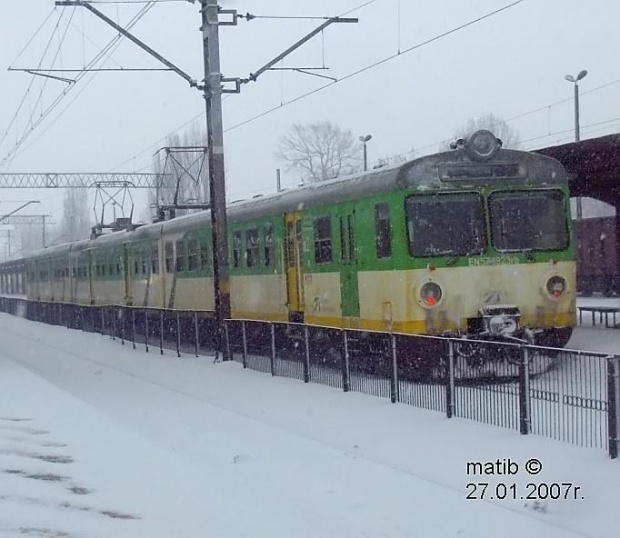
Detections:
[564, 69, 588, 142]
[359, 134, 372, 171]
[564, 69, 587, 219]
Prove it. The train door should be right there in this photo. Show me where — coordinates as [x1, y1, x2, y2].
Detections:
[284, 212, 304, 322]
[339, 208, 360, 321]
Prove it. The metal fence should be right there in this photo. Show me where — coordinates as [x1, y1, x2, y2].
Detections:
[0, 296, 618, 459]
[224, 318, 619, 458]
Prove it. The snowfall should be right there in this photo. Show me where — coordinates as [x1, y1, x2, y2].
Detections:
[0, 298, 619, 537]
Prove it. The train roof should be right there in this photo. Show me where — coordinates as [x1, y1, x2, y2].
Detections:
[16, 144, 567, 262]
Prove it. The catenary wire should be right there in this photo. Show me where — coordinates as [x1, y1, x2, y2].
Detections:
[2, 3, 156, 168]
[108, 0, 380, 171]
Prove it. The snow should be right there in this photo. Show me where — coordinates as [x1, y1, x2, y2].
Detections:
[1, 313, 620, 537]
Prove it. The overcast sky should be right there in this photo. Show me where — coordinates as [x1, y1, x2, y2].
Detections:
[0, 0, 619, 249]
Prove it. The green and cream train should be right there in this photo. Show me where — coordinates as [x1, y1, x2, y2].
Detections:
[11, 130, 576, 349]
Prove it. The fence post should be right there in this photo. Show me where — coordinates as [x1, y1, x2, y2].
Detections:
[303, 325, 311, 383]
[132, 309, 136, 350]
[145, 310, 149, 353]
[159, 310, 164, 355]
[607, 356, 619, 459]
[446, 339, 456, 418]
[342, 330, 350, 392]
[241, 321, 247, 368]
[194, 312, 199, 358]
[390, 334, 399, 403]
[121, 307, 126, 345]
[111, 307, 117, 340]
[224, 322, 232, 362]
[270, 323, 276, 376]
[518, 345, 531, 435]
[176, 312, 181, 358]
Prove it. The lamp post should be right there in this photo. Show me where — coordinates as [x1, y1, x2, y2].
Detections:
[565, 69, 587, 219]
[565, 69, 588, 142]
[359, 134, 372, 171]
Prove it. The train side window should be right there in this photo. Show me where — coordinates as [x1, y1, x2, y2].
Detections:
[108, 263, 114, 276]
[187, 238, 198, 272]
[374, 203, 392, 259]
[151, 245, 160, 275]
[246, 228, 259, 268]
[200, 237, 210, 270]
[264, 224, 273, 267]
[176, 240, 186, 273]
[314, 216, 333, 264]
[165, 242, 174, 273]
[232, 231, 242, 268]
[116, 260, 122, 276]
[101, 264, 107, 277]
[134, 260, 139, 276]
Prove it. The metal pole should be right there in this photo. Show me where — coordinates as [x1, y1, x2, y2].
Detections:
[270, 323, 276, 376]
[120, 307, 125, 345]
[363, 141, 368, 172]
[194, 312, 200, 357]
[224, 321, 231, 362]
[241, 321, 247, 368]
[42, 215, 46, 248]
[132, 309, 136, 349]
[176, 311, 181, 358]
[446, 340, 455, 418]
[303, 325, 311, 383]
[608, 356, 619, 459]
[276, 169, 281, 192]
[390, 334, 399, 404]
[574, 82, 581, 142]
[145, 310, 149, 353]
[202, 0, 231, 361]
[574, 82, 583, 219]
[159, 310, 164, 355]
[519, 346, 531, 435]
[342, 330, 350, 392]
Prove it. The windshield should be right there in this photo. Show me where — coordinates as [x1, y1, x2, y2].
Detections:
[405, 193, 486, 257]
[489, 190, 569, 252]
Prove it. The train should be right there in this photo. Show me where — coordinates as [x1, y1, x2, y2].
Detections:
[0, 130, 577, 365]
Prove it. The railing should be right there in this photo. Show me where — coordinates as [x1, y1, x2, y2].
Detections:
[225, 318, 619, 458]
[0, 296, 618, 459]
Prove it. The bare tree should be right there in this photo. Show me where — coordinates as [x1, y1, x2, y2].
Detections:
[444, 113, 521, 150]
[277, 121, 361, 184]
[59, 188, 91, 242]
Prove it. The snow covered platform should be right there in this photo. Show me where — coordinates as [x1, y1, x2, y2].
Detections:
[1, 313, 619, 537]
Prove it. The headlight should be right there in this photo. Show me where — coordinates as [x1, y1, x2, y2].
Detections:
[420, 282, 442, 308]
[546, 276, 567, 298]
[465, 130, 502, 161]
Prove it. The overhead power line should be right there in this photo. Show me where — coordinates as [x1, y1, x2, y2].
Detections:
[109, 0, 523, 172]
[109, 0, 379, 171]
[223, 0, 526, 133]
[1, 2, 156, 168]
